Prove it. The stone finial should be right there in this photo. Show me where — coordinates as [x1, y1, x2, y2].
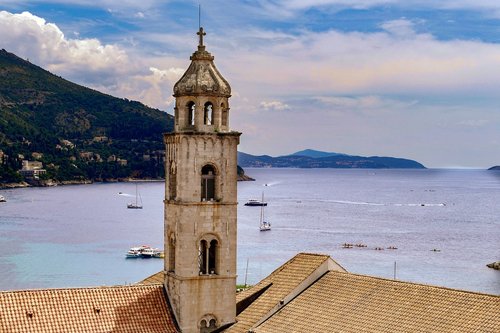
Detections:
[197, 27, 206, 48]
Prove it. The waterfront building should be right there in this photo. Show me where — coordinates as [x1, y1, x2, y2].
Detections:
[19, 160, 46, 179]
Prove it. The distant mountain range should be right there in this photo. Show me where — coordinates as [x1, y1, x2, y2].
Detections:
[238, 150, 426, 169]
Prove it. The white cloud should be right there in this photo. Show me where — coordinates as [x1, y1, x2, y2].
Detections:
[216, 24, 500, 98]
[135, 12, 145, 18]
[260, 100, 290, 111]
[0, 11, 132, 76]
[0, 10, 183, 110]
[314, 95, 418, 111]
[380, 18, 417, 37]
[273, 0, 500, 13]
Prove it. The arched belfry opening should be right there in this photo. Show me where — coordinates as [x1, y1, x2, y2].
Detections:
[187, 101, 196, 126]
[201, 165, 216, 201]
[165, 26, 240, 332]
[199, 315, 218, 333]
[204, 102, 213, 125]
[198, 236, 219, 275]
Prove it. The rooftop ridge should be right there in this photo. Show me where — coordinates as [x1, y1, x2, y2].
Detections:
[0, 283, 164, 294]
[263, 252, 330, 277]
[329, 270, 500, 297]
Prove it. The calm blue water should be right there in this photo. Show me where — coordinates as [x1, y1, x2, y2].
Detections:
[0, 169, 499, 294]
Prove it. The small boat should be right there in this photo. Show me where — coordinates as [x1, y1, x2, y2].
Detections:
[127, 183, 143, 209]
[244, 198, 267, 206]
[0, 195, 5, 202]
[259, 193, 271, 231]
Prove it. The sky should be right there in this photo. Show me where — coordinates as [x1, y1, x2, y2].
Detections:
[0, 1, 499, 168]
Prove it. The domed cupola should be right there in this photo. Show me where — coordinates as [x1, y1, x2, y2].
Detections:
[173, 28, 232, 133]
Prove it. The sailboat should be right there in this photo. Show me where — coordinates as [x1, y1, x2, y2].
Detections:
[259, 192, 271, 231]
[127, 183, 143, 209]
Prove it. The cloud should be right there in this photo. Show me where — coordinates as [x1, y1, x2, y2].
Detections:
[0, 10, 185, 110]
[0, 11, 132, 76]
[271, 0, 500, 13]
[380, 19, 417, 37]
[313, 95, 418, 111]
[216, 22, 500, 99]
[260, 100, 290, 111]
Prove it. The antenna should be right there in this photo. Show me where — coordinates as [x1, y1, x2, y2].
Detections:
[198, 3, 201, 29]
[244, 258, 249, 287]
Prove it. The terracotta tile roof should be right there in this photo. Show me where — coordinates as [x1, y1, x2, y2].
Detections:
[138, 271, 165, 285]
[252, 270, 500, 333]
[225, 253, 342, 333]
[0, 284, 178, 333]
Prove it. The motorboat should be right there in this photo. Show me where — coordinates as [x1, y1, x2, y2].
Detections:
[125, 245, 163, 258]
[244, 199, 267, 206]
[0, 195, 6, 202]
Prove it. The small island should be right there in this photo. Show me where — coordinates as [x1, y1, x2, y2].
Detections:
[487, 166, 500, 170]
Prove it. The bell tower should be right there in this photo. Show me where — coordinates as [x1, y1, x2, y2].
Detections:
[164, 27, 240, 333]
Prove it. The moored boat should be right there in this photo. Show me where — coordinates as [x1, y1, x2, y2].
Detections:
[0, 195, 6, 202]
[258, 193, 271, 231]
[125, 245, 163, 258]
[244, 199, 267, 206]
[127, 184, 143, 209]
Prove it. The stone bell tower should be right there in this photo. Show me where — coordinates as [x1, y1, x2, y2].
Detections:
[164, 27, 240, 333]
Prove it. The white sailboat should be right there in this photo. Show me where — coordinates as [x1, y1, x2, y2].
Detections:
[259, 192, 271, 231]
[127, 183, 143, 209]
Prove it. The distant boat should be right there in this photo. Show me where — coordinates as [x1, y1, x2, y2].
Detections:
[0, 195, 5, 202]
[259, 193, 271, 231]
[127, 183, 143, 209]
[125, 245, 163, 258]
[245, 197, 267, 206]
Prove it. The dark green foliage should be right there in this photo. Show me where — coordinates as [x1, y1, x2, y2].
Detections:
[0, 49, 174, 183]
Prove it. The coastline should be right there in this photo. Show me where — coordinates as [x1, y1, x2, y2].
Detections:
[1, 174, 255, 190]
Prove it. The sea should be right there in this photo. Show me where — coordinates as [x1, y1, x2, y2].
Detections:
[0, 168, 499, 295]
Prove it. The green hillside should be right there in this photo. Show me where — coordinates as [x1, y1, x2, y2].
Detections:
[0, 49, 173, 183]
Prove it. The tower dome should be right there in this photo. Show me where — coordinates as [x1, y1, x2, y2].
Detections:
[173, 27, 231, 98]
[172, 27, 232, 133]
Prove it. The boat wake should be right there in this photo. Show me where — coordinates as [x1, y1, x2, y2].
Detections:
[263, 181, 281, 187]
[299, 199, 446, 207]
[118, 192, 134, 198]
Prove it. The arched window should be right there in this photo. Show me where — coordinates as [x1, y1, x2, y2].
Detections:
[199, 240, 208, 274]
[204, 102, 213, 125]
[187, 101, 195, 126]
[200, 318, 217, 333]
[221, 103, 228, 127]
[198, 237, 218, 275]
[201, 165, 215, 201]
[209, 239, 217, 274]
